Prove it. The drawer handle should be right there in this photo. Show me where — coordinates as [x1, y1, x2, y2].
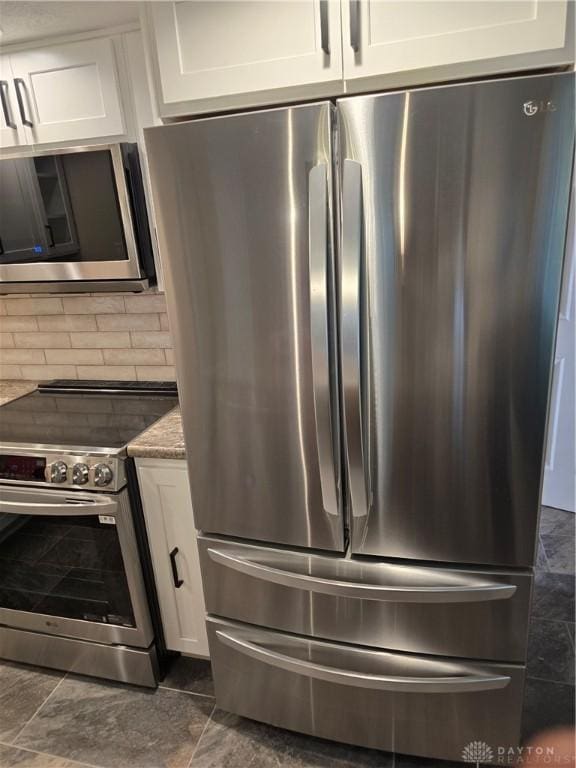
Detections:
[169, 547, 184, 589]
[215, 630, 511, 693]
[207, 548, 517, 603]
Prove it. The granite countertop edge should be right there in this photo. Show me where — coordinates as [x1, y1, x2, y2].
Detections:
[126, 405, 187, 460]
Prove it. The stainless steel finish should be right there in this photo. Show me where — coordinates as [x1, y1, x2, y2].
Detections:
[49, 460, 68, 484]
[0, 449, 125, 491]
[208, 617, 525, 763]
[309, 163, 338, 518]
[0, 144, 145, 287]
[349, 0, 359, 52]
[145, 102, 343, 551]
[0, 278, 150, 294]
[72, 463, 89, 485]
[338, 72, 575, 565]
[199, 536, 532, 661]
[0, 81, 15, 129]
[0, 625, 158, 688]
[93, 463, 114, 487]
[206, 546, 516, 602]
[0, 485, 154, 647]
[216, 628, 510, 692]
[13, 78, 32, 126]
[319, 0, 329, 54]
[341, 159, 370, 521]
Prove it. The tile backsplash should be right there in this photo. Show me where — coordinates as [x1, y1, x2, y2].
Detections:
[0, 291, 175, 382]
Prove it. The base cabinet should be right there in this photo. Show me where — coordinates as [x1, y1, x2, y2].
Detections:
[136, 458, 208, 657]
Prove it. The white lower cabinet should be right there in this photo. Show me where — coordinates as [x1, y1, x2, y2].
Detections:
[136, 458, 209, 657]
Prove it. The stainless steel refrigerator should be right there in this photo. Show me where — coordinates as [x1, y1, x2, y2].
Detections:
[145, 72, 574, 764]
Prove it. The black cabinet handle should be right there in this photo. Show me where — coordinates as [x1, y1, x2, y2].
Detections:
[45, 225, 55, 247]
[14, 78, 32, 127]
[169, 547, 184, 589]
[0, 81, 16, 129]
[0, 237, 4, 255]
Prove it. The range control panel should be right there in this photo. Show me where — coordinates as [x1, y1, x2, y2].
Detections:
[0, 453, 125, 492]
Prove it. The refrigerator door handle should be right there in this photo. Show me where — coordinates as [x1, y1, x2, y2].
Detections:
[215, 629, 511, 693]
[341, 159, 370, 519]
[207, 547, 518, 603]
[309, 163, 338, 517]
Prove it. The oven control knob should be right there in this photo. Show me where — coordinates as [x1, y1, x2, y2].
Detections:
[50, 461, 68, 484]
[72, 463, 89, 485]
[94, 463, 113, 487]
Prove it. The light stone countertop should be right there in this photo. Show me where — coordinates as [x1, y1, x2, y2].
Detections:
[127, 405, 186, 460]
[0, 380, 38, 406]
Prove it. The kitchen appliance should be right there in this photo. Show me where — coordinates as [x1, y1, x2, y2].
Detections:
[145, 72, 574, 762]
[0, 380, 178, 687]
[0, 144, 155, 293]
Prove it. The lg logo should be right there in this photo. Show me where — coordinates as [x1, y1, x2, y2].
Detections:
[523, 99, 557, 116]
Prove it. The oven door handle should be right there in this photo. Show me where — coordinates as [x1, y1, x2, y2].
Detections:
[0, 498, 117, 517]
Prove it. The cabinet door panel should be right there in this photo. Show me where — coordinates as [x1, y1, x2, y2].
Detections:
[0, 55, 29, 149]
[9, 38, 125, 145]
[342, 0, 569, 84]
[137, 459, 209, 657]
[150, 1, 343, 115]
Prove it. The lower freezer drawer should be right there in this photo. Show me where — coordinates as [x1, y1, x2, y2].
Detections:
[199, 536, 532, 661]
[207, 618, 525, 764]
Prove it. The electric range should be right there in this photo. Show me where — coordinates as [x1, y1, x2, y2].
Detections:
[0, 380, 178, 687]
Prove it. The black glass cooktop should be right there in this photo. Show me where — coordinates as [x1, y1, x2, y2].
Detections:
[0, 381, 178, 452]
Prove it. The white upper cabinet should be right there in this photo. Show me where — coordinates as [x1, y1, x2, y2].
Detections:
[8, 38, 126, 145]
[146, 0, 343, 117]
[342, 1, 571, 88]
[0, 55, 30, 149]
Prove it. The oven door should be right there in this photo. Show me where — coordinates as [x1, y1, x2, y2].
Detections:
[0, 485, 153, 648]
[0, 144, 146, 288]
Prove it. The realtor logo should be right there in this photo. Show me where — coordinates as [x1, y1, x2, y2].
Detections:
[462, 741, 494, 766]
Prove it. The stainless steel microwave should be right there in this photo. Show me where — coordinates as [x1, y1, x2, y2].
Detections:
[0, 143, 155, 293]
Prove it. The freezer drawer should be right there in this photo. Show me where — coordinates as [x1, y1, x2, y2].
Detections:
[207, 617, 524, 764]
[199, 537, 532, 662]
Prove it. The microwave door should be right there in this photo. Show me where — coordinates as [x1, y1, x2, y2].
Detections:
[0, 157, 50, 263]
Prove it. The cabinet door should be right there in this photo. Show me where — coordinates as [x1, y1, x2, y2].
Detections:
[136, 459, 209, 657]
[342, 0, 569, 85]
[0, 56, 29, 149]
[149, 1, 343, 116]
[9, 38, 125, 145]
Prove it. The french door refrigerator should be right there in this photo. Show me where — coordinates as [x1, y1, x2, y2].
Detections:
[145, 72, 574, 764]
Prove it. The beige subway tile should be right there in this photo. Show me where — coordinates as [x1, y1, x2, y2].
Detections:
[0, 316, 39, 332]
[0, 301, 6, 316]
[20, 365, 77, 381]
[136, 366, 176, 381]
[70, 332, 130, 349]
[76, 366, 136, 381]
[125, 294, 166, 313]
[38, 315, 97, 332]
[5, 298, 64, 316]
[96, 313, 160, 332]
[164, 348, 175, 365]
[103, 349, 166, 365]
[46, 349, 104, 365]
[159, 313, 171, 331]
[0, 349, 45, 364]
[14, 332, 71, 349]
[0, 333, 15, 348]
[0, 364, 21, 378]
[63, 296, 125, 315]
[130, 331, 172, 349]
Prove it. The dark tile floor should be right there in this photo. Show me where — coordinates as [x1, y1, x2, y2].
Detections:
[0, 507, 573, 768]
